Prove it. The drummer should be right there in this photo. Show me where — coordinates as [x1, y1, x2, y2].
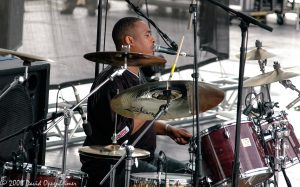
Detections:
[80, 17, 192, 186]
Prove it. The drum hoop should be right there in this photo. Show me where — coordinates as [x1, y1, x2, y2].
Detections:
[200, 120, 252, 136]
[130, 172, 191, 184]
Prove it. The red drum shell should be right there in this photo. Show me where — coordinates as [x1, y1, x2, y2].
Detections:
[201, 121, 272, 187]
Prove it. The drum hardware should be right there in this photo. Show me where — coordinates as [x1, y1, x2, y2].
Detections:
[157, 150, 167, 186]
[279, 78, 300, 109]
[223, 126, 230, 139]
[249, 111, 300, 187]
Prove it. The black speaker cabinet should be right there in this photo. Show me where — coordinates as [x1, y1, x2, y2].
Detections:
[0, 0, 25, 50]
[0, 58, 50, 165]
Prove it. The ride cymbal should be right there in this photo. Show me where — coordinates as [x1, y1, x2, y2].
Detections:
[111, 80, 225, 120]
[0, 48, 54, 62]
[244, 66, 300, 87]
[84, 51, 166, 66]
[78, 145, 150, 159]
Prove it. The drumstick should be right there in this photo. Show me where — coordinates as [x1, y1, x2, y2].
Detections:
[168, 36, 185, 81]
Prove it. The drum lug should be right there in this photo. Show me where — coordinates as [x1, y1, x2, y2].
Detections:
[224, 127, 230, 139]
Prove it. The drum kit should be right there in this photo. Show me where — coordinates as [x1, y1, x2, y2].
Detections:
[1, 38, 300, 187]
[82, 39, 300, 187]
[81, 43, 299, 186]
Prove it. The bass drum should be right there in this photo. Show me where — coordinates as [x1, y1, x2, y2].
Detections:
[130, 172, 192, 187]
[201, 121, 272, 187]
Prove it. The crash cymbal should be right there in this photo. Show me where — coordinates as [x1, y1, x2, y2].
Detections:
[0, 48, 54, 62]
[84, 51, 166, 66]
[78, 145, 150, 159]
[111, 80, 225, 120]
[244, 66, 300, 87]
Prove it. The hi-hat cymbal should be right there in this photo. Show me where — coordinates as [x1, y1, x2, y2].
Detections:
[111, 80, 225, 120]
[78, 145, 150, 159]
[0, 48, 54, 62]
[84, 51, 166, 66]
[236, 48, 275, 60]
[244, 66, 300, 87]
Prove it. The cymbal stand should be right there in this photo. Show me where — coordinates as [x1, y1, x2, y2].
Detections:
[43, 68, 126, 178]
[255, 40, 272, 102]
[271, 120, 292, 187]
[100, 103, 169, 187]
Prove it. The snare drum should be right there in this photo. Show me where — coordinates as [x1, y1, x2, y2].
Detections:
[130, 172, 192, 187]
[2, 162, 59, 187]
[201, 121, 272, 187]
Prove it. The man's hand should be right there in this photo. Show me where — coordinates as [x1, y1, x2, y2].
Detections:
[167, 126, 192, 145]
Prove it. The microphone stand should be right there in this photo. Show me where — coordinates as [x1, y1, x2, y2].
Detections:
[124, 0, 178, 50]
[205, 1, 273, 187]
[188, 1, 202, 186]
[100, 103, 169, 187]
[95, 0, 103, 77]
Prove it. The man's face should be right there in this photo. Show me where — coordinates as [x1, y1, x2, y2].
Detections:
[129, 21, 155, 55]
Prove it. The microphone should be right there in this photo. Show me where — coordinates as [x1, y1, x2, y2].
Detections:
[154, 44, 194, 57]
[72, 85, 92, 136]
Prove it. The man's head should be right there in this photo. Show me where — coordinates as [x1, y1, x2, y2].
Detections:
[112, 17, 155, 55]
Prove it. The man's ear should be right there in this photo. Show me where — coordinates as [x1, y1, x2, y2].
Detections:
[124, 36, 134, 46]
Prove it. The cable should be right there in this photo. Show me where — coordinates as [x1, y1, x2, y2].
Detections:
[282, 167, 292, 187]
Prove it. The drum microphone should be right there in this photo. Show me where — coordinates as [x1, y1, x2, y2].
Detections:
[72, 85, 92, 137]
[154, 44, 194, 57]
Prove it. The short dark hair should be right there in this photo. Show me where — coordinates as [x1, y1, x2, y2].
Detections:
[112, 17, 143, 51]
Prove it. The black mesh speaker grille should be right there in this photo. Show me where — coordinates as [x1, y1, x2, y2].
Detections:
[0, 84, 33, 162]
